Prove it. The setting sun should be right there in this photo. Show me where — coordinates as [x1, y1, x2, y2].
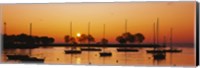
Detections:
[77, 33, 81, 37]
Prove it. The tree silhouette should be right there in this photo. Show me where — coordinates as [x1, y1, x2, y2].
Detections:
[77, 34, 88, 43]
[127, 34, 135, 43]
[134, 33, 145, 43]
[116, 32, 145, 44]
[33, 36, 40, 44]
[64, 35, 77, 44]
[88, 34, 95, 43]
[40, 36, 50, 44]
[101, 38, 108, 44]
[116, 36, 126, 44]
[64, 35, 71, 43]
[3, 34, 8, 44]
[27, 35, 35, 44]
[70, 37, 77, 44]
[17, 33, 29, 44]
[3, 33, 55, 46]
[41, 36, 54, 44]
[76, 34, 95, 44]
[3, 34, 16, 45]
[122, 32, 135, 43]
[48, 37, 55, 44]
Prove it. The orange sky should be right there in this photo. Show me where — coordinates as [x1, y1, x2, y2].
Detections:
[1, 2, 196, 43]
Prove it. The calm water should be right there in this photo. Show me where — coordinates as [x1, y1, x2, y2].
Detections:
[1, 46, 195, 66]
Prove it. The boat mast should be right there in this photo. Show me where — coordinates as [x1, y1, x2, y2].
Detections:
[156, 18, 159, 45]
[69, 21, 73, 64]
[124, 19, 128, 64]
[88, 22, 90, 44]
[125, 19, 127, 33]
[103, 24, 105, 39]
[70, 22, 72, 37]
[153, 22, 156, 45]
[29, 23, 32, 56]
[163, 36, 166, 47]
[170, 28, 173, 50]
[88, 22, 91, 64]
[4, 22, 6, 35]
[30, 23, 32, 36]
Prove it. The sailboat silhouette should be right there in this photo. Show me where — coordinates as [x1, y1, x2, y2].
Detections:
[147, 18, 182, 53]
[80, 22, 101, 51]
[64, 22, 81, 54]
[117, 19, 139, 52]
[99, 24, 112, 57]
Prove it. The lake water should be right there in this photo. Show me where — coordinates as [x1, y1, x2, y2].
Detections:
[1, 46, 195, 66]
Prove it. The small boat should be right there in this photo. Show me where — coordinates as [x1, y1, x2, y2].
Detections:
[20, 58, 44, 63]
[146, 50, 166, 53]
[99, 52, 112, 57]
[164, 49, 182, 52]
[117, 48, 139, 52]
[146, 49, 182, 53]
[81, 47, 101, 51]
[7, 55, 30, 60]
[153, 53, 166, 60]
[65, 50, 81, 54]
[7, 55, 44, 63]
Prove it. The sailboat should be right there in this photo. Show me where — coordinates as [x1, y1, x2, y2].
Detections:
[117, 48, 139, 52]
[7, 55, 44, 63]
[64, 50, 81, 54]
[152, 52, 166, 60]
[80, 22, 102, 52]
[99, 24, 112, 57]
[65, 22, 81, 54]
[146, 18, 182, 53]
[7, 23, 44, 63]
[147, 28, 182, 53]
[161, 28, 182, 53]
[116, 19, 139, 52]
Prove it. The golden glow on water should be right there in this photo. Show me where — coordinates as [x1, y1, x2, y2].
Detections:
[76, 57, 81, 64]
[2, 47, 195, 66]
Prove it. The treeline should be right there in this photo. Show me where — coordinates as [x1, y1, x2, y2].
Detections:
[116, 32, 145, 44]
[64, 34, 95, 44]
[64, 32, 145, 44]
[3, 32, 144, 45]
[3, 33, 54, 45]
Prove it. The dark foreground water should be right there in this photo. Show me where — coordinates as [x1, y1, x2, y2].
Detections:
[1, 46, 195, 66]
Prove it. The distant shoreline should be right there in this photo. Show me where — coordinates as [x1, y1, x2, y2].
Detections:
[3, 44, 164, 49]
